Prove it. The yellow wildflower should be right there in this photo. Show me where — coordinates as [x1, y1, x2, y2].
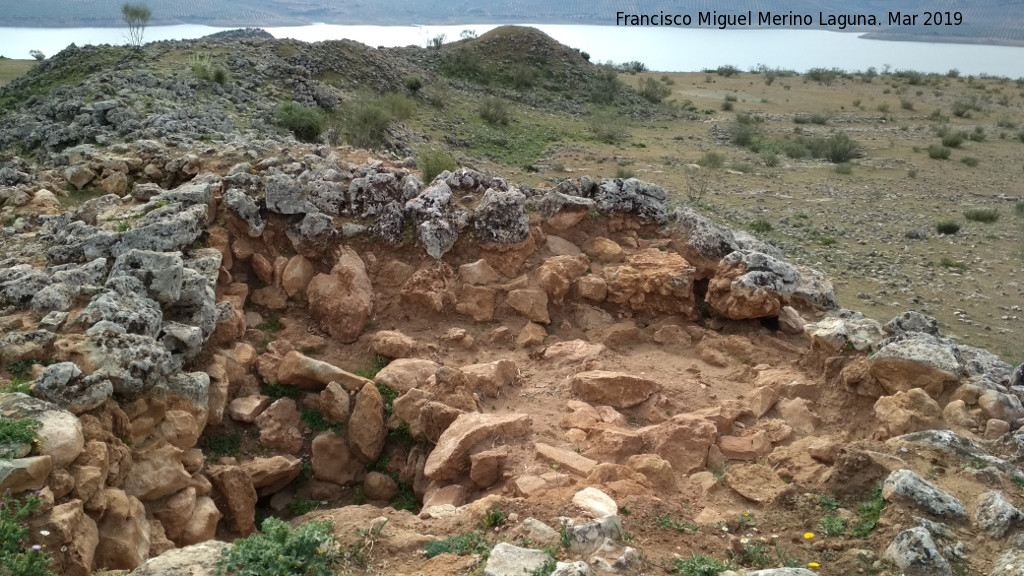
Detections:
[803, 532, 815, 539]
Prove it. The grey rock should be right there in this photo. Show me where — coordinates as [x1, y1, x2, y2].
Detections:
[33, 362, 113, 415]
[882, 469, 967, 519]
[371, 201, 405, 244]
[129, 540, 229, 576]
[732, 230, 784, 259]
[116, 203, 208, 255]
[78, 326, 174, 398]
[265, 173, 314, 214]
[874, 332, 962, 376]
[565, 515, 621, 557]
[976, 491, 1022, 538]
[161, 321, 205, 361]
[166, 371, 210, 408]
[883, 527, 951, 576]
[1013, 364, 1024, 389]
[349, 171, 403, 218]
[805, 310, 886, 353]
[534, 191, 595, 219]
[668, 208, 739, 273]
[223, 188, 266, 237]
[896, 430, 1024, 482]
[38, 310, 69, 331]
[444, 168, 488, 191]
[0, 330, 56, 362]
[341, 223, 367, 239]
[80, 276, 164, 337]
[0, 266, 51, 306]
[0, 456, 53, 493]
[551, 561, 592, 576]
[288, 212, 337, 254]
[991, 549, 1024, 576]
[886, 311, 940, 337]
[484, 543, 550, 576]
[612, 547, 641, 572]
[150, 178, 215, 206]
[307, 180, 347, 216]
[590, 178, 667, 223]
[131, 182, 163, 201]
[473, 188, 529, 244]
[0, 393, 84, 468]
[521, 517, 560, 546]
[959, 345, 1015, 388]
[791, 265, 840, 311]
[418, 218, 458, 260]
[109, 249, 184, 304]
[726, 250, 800, 295]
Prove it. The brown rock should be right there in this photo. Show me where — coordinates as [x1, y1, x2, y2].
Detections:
[456, 285, 497, 322]
[544, 340, 607, 368]
[639, 415, 718, 474]
[470, 448, 506, 488]
[64, 165, 96, 189]
[28, 500, 98, 576]
[583, 237, 625, 263]
[545, 234, 582, 255]
[0, 455, 52, 493]
[311, 432, 360, 485]
[423, 483, 467, 508]
[717, 430, 772, 461]
[458, 259, 500, 285]
[319, 382, 351, 424]
[778, 306, 806, 335]
[377, 259, 416, 287]
[375, 358, 440, 394]
[745, 386, 779, 418]
[155, 487, 196, 542]
[570, 370, 662, 409]
[778, 397, 821, 435]
[873, 388, 942, 437]
[278, 350, 372, 392]
[254, 398, 303, 454]
[177, 497, 222, 546]
[535, 442, 598, 475]
[869, 357, 958, 398]
[653, 324, 692, 347]
[250, 285, 288, 310]
[460, 359, 517, 398]
[208, 465, 257, 535]
[399, 263, 456, 313]
[985, 418, 1011, 440]
[626, 454, 677, 492]
[251, 253, 275, 285]
[583, 427, 643, 463]
[307, 250, 374, 343]
[94, 489, 151, 570]
[507, 289, 550, 323]
[577, 275, 607, 301]
[99, 171, 129, 196]
[348, 382, 386, 463]
[363, 471, 399, 501]
[125, 443, 192, 501]
[725, 464, 792, 504]
[424, 413, 532, 482]
[603, 249, 696, 317]
[370, 330, 417, 359]
[517, 322, 547, 348]
[538, 254, 590, 304]
[560, 400, 602, 430]
[240, 455, 302, 496]
[281, 255, 315, 298]
[227, 395, 271, 423]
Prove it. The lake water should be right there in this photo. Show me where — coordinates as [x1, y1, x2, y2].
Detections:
[1, 23, 1023, 77]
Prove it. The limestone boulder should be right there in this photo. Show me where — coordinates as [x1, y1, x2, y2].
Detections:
[460, 360, 518, 398]
[0, 394, 84, 468]
[129, 540, 229, 576]
[424, 413, 532, 483]
[0, 455, 52, 493]
[277, 350, 372, 391]
[874, 388, 942, 437]
[538, 254, 590, 304]
[602, 249, 696, 317]
[254, 398, 303, 454]
[638, 415, 718, 474]
[319, 382, 351, 424]
[227, 395, 270, 423]
[348, 382, 386, 463]
[507, 289, 550, 323]
[726, 464, 792, 504]
[706, 250, 800, 320]
[281, 255, 315, 298]
[178, 497, 223, 546]
[208, 464, 257, 535]
[455, 285, 497, 322]
[28, 500, 98, 576]
[882, 469, 967, 519]
[94, 489, 152, 570]
[870, 332, 961, 397]
[306, 250, 373, 343]
[370, 330, 417, 359]
[375, 358, 440, 394]
[240, 455, 302, 496]
[124, 442, 192, 501]
[569, 371, 661, 409]
[311, 431, 361, 486]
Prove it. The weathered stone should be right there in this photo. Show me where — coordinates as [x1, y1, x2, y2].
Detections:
[374, 358, 440, 394]
[883, 527, 951, 576]
[882, 469, 967, 519]
[281, 255, 315, 298]
[348, 382, 386, 463]
[603, 249, 696, 317]
[363, 471, 399, 501]
[28, 500, 98, 576]
[460, 360, 517, 398]
[424, 413, 532, 483]
[227, 395, 270, 423]
[507, 289, 550, 323]
[277, 350, 372, 391]
[717, 430, 772, 461]
[94, 489, 151, 570]
[516, 322, 547, 348]
[208, 465, 257, 535]
[125, 442, 192, 501]
[638, 415, 718, 474]
[874, 388, 942, 437]
[311, 431, 360, 486]
[0, 455, 52, 493]
[254, 398, 303, 454]
[569, 370, 661, 409]
[240, 455, 302, 496]
[456, 285, 497, 322]
[484, 543, 551, 576]
[306, 250, 373, 343]
[572, 487, 617, 518]
[319, 382, 351, 424]
[459, 259, 500, 285]
[370, 331, 416, 359]
[976, 491, 1022, 538]
[129, 540, 229, 576]
[726, 464, 792, 504]
[536, 442, 598, 475]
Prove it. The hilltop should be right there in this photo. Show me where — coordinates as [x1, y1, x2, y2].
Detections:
[0, 27, 1023, 576]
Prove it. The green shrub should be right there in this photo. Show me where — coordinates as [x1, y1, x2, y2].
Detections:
[588, 109, 627, 144]
[0, 491, 56, 576]
[935, 220, 961, 234]
[188, 53, 212, 80]
[940, 257, 968, 270]
[794, 113, 829, 125]
[301, 409, 343, 435]
[415, 147, 456, 183]
[511, 64, 536, 89]
[0, 417, 41, 446]
[673, 552, 731, 576]
[217, 517, 338, 576]
[964, 208, 999, 222]
[730, 123, 757, 147]
[748, 219, 773, 233]
[927, 144, 951, 159]
[389, 482, 420, 513]
[941, 130, 967, 147]
[275, 102, 325, 143]
[479, 508, 505, 530]
[715, 65, 740, 77]
[720, 99, 734, 111]
[760, 151, 779, 167]
[820, 514, 845, 537]
[262, 381, 303, 399]
[961, 156, 979, 167]
[900, 98, 914, 110]
[201, 430, 242, 459]
[638, 77, 671, 103]
[345, 100, 393, 149]
[424, 531, 493, 559]
[969, 126, 986, 142]
[355, 355, 389, 381]
[479, 97, 511, 126]
[591, 67, 622, 104]
[403, 76, 422, 94]
[818, 495, 839, 511]
[655, 513, 699, 534]
[697, 151, 725, 169]
[615, 166, 635, 179]
[380, 94, 415, 121]
[834, 163, 853, 175]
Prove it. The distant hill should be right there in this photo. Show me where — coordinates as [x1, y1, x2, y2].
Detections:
[3, 0, 1024, 46]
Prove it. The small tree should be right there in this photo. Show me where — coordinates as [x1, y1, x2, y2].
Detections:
[428, 34, 446, 49]
[28, 49, 45, 61]
[122, 2, 151, 49]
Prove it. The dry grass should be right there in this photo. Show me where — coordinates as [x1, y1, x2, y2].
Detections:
[0, 59, 36, 87]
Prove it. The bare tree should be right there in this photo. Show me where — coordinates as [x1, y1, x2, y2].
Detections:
[122, 3, 152, 49]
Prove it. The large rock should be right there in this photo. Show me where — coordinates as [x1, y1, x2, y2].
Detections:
[370, 330, 416, 359]
[804, 312, 885, 353]
[306, 250, 373, 343]
[474, 188, 530, 244]
[484, 542, 551, 576]
[240, 455, 303, 496]
[638, 415, 718, 474]
[668, 208, 739, 277]
[603, 249, 696, 317]
[208, 464, 257, 535]
[0, 394, 84, 468]
[0, 455, 52, 493]
[569, 371, 661, 409]
[538, 254, 589, 304]
[706, 250, 800, 320]
[254, 398, 303, 454]
[976, 491, 1022, 538]
[94, 489, 152, 570]
[33, 362, 113, 414]
[507, 289, 550, 324]
[281, 255, 315, 298]
[311, 431, 360, 485]
[883, 527, 951, 576]
[873, 388, 942, 437]
[124, 442, 192, 501]
[591, 178, 667, 223]
[871, 333, 961, 397]
[277, 350, 372, 391]
[424, 413, 532, 483]
[265, 173, 314, 214]
[28, 500, 99, 576]
[374, 358, 440, 394]
[348, 382, 386, 463]
[726, 464, 792, 504]
[129, 540, 229, 576]
[461, 360, 518, 398]
[882, 469, 967, 519]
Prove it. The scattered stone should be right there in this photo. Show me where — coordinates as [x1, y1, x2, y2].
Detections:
[976, 491, 1022, 538]
[569, 370, 661, 409]
[883, 527, 952, 576]
[572, 487, 617, 518]
[882, 469, 968, 519]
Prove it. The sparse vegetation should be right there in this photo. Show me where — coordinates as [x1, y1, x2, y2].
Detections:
[424, 531, 493, 559]
[940, 258, 969, 270]
[415, 146, 456, 183]
[655, 512, 699, 534]
[638, 77, 671, 103]
[0, 491, 56, 576]
[935, 220, 961, 234]
[275, 101, 325, 143]
[0, 417, 41, 447]
[851, 482, 886, 538]
[673, 552, 731, 576]
[927, 144, 952, 159]
[217, 517, 338, 576]
[964, 208, 999, 222]
[748, 219, 773, 233]
[479, 97, 511, 126]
